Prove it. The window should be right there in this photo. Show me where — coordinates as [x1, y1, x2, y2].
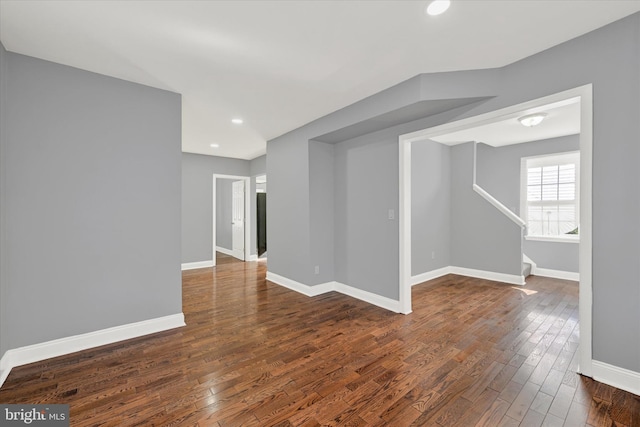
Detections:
[520, 152, 580, 242]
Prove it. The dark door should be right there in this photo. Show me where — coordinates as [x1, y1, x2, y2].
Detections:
[257, 193, 267, 257]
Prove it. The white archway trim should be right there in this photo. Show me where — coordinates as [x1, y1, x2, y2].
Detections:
[399, 84, 593, 376]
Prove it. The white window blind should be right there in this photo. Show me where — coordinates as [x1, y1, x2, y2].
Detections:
[521, 152, 580, 240]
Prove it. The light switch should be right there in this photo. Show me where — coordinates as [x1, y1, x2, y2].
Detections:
[388, 209, 395, 220]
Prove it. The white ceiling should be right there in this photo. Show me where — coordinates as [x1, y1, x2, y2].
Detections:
[1, 1, 639, 160]
[431, 99, 581, 146]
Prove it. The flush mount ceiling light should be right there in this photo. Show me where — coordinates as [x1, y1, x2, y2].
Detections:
[231, 118, 243, 124]
[518, 113, 547, 127]
[210, 143, 220, 148]
[426, 0, 451, 16]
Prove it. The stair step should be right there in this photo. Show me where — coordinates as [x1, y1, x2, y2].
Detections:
[522, 262, 532, 277]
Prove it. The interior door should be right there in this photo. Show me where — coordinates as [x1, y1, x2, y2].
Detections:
[257, 193, 267, 257]
[231, 180, 245, 260]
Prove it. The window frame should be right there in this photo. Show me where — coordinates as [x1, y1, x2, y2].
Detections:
[520, 151, 580, 243]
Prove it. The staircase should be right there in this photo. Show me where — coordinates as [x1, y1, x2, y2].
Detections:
[473, 142, 531, 284]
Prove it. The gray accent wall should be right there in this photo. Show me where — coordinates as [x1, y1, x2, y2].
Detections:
[0, 43, 8, 359]
[181, 153, 249, 263]
[411, 140, 451, 275]
[476, 136, 580, 273]
[1, 51, 182, 351]
[267, 13, 640, 373]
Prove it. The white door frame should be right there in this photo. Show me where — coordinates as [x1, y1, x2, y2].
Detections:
[398, 84, 593, 377]
[212, 174, 251, 267]
[231, 180, 247, 261]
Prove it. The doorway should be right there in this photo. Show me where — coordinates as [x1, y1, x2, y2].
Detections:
[212, 174, 251, 267]
[399, 84, 593, 377]
[256, 174, 267, 258]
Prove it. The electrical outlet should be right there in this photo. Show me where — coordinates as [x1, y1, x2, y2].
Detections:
[314, 265, 319, 275]
[432, 251, 436, 259]
[388, 209, 395, 220]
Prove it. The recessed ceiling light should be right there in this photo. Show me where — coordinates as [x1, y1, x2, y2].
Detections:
[518, 113, 547, 127]
[426, 0, 451, 16]
[210, 143, 220, 148]
[231, 118, 243, 124]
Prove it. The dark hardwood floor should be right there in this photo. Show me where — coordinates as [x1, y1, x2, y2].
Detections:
[1, 252, 638, 426]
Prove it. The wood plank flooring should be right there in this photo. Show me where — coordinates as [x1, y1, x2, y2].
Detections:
[1, 252, 639, 426]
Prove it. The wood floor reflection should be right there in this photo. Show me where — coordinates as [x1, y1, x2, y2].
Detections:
[1, 253, 638, 426]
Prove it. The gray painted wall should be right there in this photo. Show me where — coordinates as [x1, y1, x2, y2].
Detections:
[333, 131, 399, 298]
[476, 135, 580, 273]
[267, 136, 311, 283]
[181, 153, 250, 263]
[250, 155, 266, 177]
[216, 179, 234, 250]
[450, 143, 523, 275]
[0, 42, 8, 359]
[309, 141, 335, 284]
[182, 153, 266, 263]
[2, 51, 182, 350]
[267, 70, 495, 289]
[411, 140, 451, 276]
[524, 241, 579, 273]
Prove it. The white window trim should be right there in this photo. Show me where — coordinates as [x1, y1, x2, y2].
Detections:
[520, 151, 580, 242]
[525, 235, 580, 244]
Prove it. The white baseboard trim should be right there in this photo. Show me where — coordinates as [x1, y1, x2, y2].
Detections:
[181, 260, 214, 270]
[334, 282, 401, 313]
[266, 272, 333, 297]
[450, 266, 525, 286]
[267, 267, 527, 314]
[411, 267, 451, 286]
[0, 313, 185, 389]
[534, 268, 579, 282]
[411, 266, 525, 287]
[592, 360, 640, 396]
[248, 254, 258, 262]
[215, 246, 234, 257]
[266, 272, 401, 313]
